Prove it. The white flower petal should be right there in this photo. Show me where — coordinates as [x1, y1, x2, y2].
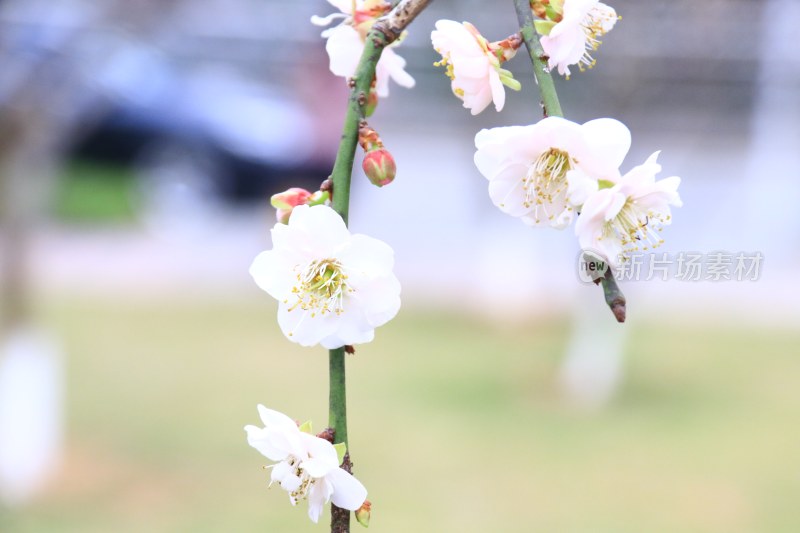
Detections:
[245, 425, 289, 461]
[379, 47, 415, 95]
[257, 405, 298, 431]
[307, 478, 334, 523]
[288, 205, 351, 256]
[326, 24, 363, 79]
[431, 19, 510, 114]
[277, 306, 339, 347]
[328, 467, 368, 511]
[249, 250, 299, 302]
[488, 70, 505, 112]
[299, 433, 339, 478]
[580, 118, 631, 177]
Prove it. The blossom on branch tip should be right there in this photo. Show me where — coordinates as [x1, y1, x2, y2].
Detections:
[312, 0, 415, 98]
[431, 20, 521, 115]
[250, 204, 401, 348]
[537, 0, 618, 77]
[245, 405, 368, 523]
[575, 151, 682, 267]
[473, 117, 630, 228]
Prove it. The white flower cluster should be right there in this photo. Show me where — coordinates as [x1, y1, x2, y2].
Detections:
[539, 0, 619, 76]
[312, 0, 414, 97]
[245, 405, 368, 523]
[250, 204, 401, 348]
[474, 117, 682, 267]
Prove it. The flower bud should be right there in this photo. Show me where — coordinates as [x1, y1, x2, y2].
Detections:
[271, 187, 311, 211]
[362, 148, 396, 187]
[355, 500, 371, 528]
[271, 188, 319, 224]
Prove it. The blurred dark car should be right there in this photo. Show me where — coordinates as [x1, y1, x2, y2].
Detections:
[69, 58, 333, 207]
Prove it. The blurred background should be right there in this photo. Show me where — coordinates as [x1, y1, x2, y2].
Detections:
[1, 0, 799, 531]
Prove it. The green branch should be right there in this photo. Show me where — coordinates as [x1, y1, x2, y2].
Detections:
[601, 270, 626, 323]
[326, 1, 431, 530]
[513, 0, 563, 118]
[513, 0, 626, 321]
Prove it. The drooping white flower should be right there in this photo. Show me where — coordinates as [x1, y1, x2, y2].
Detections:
[539, 0, 618, 76]
[245, 405, 367, 523]
[431, 20, 521, 115]
[312, 0, 415, 97]
[474, 116, 630, 228]
[575, 151, 682, 267]
[250, 204, 401, 349]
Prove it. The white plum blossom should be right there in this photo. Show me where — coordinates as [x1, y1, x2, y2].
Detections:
[539, 0, 618, 76]
[245, 405, 367, 523]
[474, 116, 630, 228]
[312, 0, 415, 97]
[575, 151, 682, 267]
[431, 20, 520, 115]
[250, 204, 401, 349]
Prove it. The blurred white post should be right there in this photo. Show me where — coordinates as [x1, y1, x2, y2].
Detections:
[0, 328, 63, 506]
[559, 289, 628, 409]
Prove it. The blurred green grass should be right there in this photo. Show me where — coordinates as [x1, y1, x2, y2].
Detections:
[53, 162, 137, 223]
[3, 299, 800, 532]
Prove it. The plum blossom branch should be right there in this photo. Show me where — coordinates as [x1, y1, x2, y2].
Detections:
[330, 0, 432, 222]
[513, 0, 626, 321]
[513, 0, 563, 118]
[326, 1, 431, 531]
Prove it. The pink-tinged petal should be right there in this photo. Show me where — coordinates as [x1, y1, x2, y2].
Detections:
[488, 70, 505, 112]
[535, 116, 585, 152]
[580, 118, 630, 175]
[635, 176, 682, 212]
[451, 55, 490, 79]
[566, 168, 598, 206]
[432, 20, 483, 55]
[575, 189, 614, 236]
[655, 175, 682, 206]
[326, 24, 363, 79]
[604, 191, 627, 221]
[460, 81, 492, 115]
[488, 176, 529, 218]
[328, 468, 368, 511]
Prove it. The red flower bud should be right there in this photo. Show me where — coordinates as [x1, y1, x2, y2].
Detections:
[362, 148, 396, 187]
[270, 187, 312, 224]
